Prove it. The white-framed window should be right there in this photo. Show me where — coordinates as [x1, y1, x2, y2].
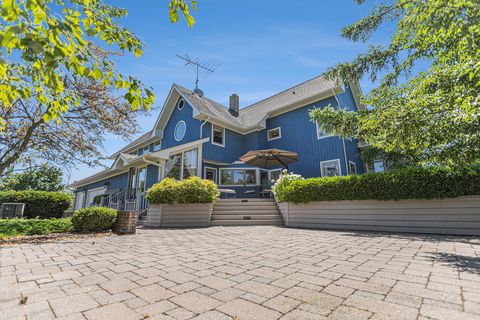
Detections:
[316, 121, 333, 140]
[374, 160, 385, 173]
[153, 140, 161, 151]
[212, 124, 225, 147]
[177, 98, 185, 110]
[165, 148, 199, 180]
[204, 167, 218, 183]
[220, 168, 256, 186]
[349, 161, 357, 175]
[143, 145, 150, 154]
[320, 159, 341, 177]
[267, 127, 281, 141]
[174, 120, 187, 141]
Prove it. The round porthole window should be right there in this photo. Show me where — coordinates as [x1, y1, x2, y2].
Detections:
[177, 99, 185, 110]
[174, 121, 186, 141]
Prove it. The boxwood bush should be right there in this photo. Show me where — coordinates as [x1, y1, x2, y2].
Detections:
[0, 218, 73, 238]
[147, 177, 219, 205]
[71, 207, 118, 232]
[0, 190, 72, 218]
[275, 166, 480, 204]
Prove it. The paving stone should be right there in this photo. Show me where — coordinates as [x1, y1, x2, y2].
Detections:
[235, 280, 284, 298]
[217, 298, 282, 320]
[420, 304, 480, 320]
[263, 295, 300, 313]
[327, 306, 371, 320]
[49, 293, 99, 317]
[135, 300, 177, 317]
[189, 311, 231, 320]
[195, 275, 236, 291]
[99, 278, 138, 294]
[165, 307, 195, 320]
[344, 295, 418, 320]
[131, 284, 175, 303]
[280, 309, 328, 319]
[283, 287, 343, 311]
[83, 303, 141, 320]
[170, 291, 222, 314]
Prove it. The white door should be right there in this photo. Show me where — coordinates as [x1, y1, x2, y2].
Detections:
[136, 167, 147, 211]
[75, 192, 85, 211]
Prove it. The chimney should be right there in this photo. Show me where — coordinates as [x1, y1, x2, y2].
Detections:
[229, 93, 239, 117]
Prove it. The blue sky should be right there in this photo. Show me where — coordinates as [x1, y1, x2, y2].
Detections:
[68, 0, 393, 184]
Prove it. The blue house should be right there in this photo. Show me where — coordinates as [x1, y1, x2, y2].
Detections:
[70, 75, 366, 211]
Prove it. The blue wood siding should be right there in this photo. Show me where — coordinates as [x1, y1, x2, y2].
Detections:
[76, 172, 128, 194]
[162, 98, 202, 150]
[146, 165, 159, 189]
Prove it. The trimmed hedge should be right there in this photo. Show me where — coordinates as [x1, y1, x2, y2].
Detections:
[0, 190, 72, 218]
[0, 218, 73, 238]
[147, 177, 219, 205]
[276, 166, 480, 204]
[72, 207, 118, 232]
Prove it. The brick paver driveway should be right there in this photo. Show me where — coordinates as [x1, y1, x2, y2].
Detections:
[1, 226, 480, 320]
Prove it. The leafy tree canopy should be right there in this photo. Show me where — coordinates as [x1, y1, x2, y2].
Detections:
[0, 164, 64, 191]
[310, 0, 480, 167]
[0, 0, 197, 129]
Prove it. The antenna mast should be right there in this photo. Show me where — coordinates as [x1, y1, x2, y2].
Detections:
[176, 54, 220, 96]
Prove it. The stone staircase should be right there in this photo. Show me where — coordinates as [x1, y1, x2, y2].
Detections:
[211, 198, 283, 226]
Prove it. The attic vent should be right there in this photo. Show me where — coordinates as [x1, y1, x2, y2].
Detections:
[229, 94, 239, 117]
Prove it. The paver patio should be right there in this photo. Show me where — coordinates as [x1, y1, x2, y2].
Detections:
[1, 226, 480, 320]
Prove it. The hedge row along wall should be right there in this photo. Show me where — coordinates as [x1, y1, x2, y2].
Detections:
[0, 190, 72, 218]
[276, 166, 480, 204]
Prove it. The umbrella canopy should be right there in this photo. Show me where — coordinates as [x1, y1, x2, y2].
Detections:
[240, 149, 298, 169]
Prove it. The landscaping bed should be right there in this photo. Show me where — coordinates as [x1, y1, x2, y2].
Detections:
[0, 231, 115, 246]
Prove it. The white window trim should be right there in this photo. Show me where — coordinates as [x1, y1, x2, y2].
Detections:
[316, 121, 333, 140]
[349, 160, 357, 175]
[219, 167, 258, 187]
[211, 124, 225, 147]
[177, 98, 185, 110]
[153, 140, 161, 152]
[174, 120, 186, 141]
[167, 147, 200, 180]
[267, 127, 282, 141]
[373, 159, 385, 173]
[86, 186, 107, 207]
[204, 166, 218, 184]
[320, 159, 342, 177]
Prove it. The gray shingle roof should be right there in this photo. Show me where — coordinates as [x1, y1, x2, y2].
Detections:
[176, 74, 338, 130]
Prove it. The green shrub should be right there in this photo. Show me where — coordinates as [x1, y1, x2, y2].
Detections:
[0, 218, 73, 238]
[275, 166, 480, 204]
[147, 177, 219, 205]
[0, 190, 72, 219]
[92, 194, 108, 205]
[71, 207, 117, 232]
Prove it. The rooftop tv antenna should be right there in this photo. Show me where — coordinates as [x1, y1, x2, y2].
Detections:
[176, 54, 220, 97]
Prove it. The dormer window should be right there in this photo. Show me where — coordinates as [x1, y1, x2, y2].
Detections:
[177, 98, 185, 110]
[267, 127, 281, 141]
[212, 124, 225, 147]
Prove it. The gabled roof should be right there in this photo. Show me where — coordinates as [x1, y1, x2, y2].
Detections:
[110, 74, 351, 157]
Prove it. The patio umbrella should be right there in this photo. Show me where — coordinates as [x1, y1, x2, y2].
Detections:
[240, 148, 298, 169]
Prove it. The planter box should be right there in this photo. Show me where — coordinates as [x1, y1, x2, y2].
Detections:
[146, 203, 213, 228]
[278, 196, 480, 235]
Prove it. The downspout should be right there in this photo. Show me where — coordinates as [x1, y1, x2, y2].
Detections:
[332, 88, 349, 175]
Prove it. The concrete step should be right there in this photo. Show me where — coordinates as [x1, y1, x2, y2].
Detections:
[213, 205, 278, 211]
[212, 214, 283, 221]
[212, 210, 281, 215]
[210, 219, 284, 226]
[216, 199, 275, 203]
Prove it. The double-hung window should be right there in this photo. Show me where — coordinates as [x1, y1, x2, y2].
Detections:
[212, 124, 225, 147]
[316, 121, 332, 140]
[267, 127, 281, 141]
[320, 159, 341, 177]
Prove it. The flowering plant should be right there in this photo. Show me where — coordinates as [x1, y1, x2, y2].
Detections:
[271, 169, 304, 202]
